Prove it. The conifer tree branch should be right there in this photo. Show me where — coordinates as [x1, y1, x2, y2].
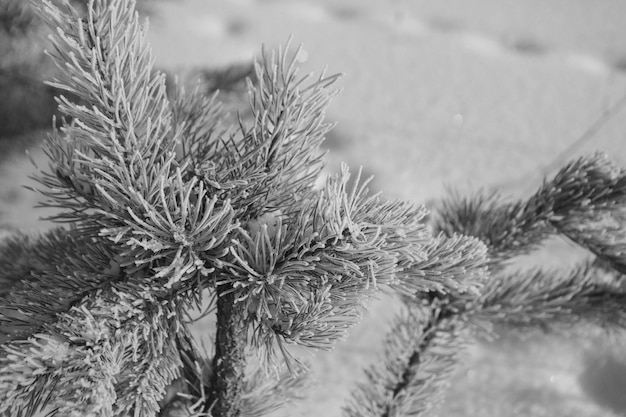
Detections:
[434, 152, 626, 270]
[32, 0, 238, 295]
[343, 304, 466, 417]
[218, 165, 484, 371]
[344, 255, 626, 417]
[0, 228, 134, 345]
[0, 274, 187, 416]
[1, 0, 239, 406]
[394, 233, 488, 296]
[434, 190, 554, 268]
[361, 152, 626, 417]
[198, 43, 341, 222]
[467, 261, 626, 331]
[553, 207, 626, 275]
[9, 1, 626, 416]
[342, 223, 487, 417]
[208, 287, 248, 417]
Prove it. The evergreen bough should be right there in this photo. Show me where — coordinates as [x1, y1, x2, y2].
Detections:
[1, 1, 626, 416]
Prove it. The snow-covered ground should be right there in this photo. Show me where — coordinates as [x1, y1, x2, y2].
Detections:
[2, 0, 626, 416]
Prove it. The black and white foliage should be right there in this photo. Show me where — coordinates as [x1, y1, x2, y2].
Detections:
[1, 1, 626, 417]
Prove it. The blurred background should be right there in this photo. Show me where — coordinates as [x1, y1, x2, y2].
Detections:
[2, 0, 626, 416]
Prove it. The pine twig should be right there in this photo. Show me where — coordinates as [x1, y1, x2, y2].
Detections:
[207, 287, 248, 417]
[343, 303, 466, 417]
[435, 152, 626, 270]
[468, 262, 626, 332]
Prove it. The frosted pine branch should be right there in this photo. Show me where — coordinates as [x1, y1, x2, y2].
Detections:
[0, 278, 186, 416]
[469, 262, 626, 331]
[394, 233, 488, 296]
[435, 152, 626, 271]
[220, 165, 482, 369]
[6, 1, 626, 416]
[344, 305, 466, 417]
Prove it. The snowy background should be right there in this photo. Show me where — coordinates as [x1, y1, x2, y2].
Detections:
[2, 0, 626, 416]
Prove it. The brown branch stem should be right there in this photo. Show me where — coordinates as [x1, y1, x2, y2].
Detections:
[207, 286, 248, 417]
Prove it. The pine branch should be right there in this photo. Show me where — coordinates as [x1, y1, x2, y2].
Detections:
[34, 0, 183, 228]
[12, 2, 626, 417]
[157, 336, 307, 416]
[434, 152, 626, 270]
[468, 261, 626, 332]
[2, 1, 233, 414]
[36, 0, 239, 286]
[208, 288, 248, 416]
[394, 233, 488, 296]
[0, 228, 122, 344]
[341, 213, 487, 417]
[343, 257, 626, 417]
[1, 277, 186, 416]
[205, 43, 340, 221]
[433, 189, 554, 268]
[557, 209, 626, 274]
[343, 304, 466, 417]
[545, 153, 626, 273]
[0, 226, 211, 415]
[218, 165, 481, 372]
[370, 152, 626, 417]
[15, 1, 348, 413]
